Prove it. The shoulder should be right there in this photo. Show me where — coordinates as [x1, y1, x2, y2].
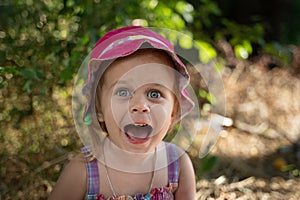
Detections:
[164, 142, 194, 178]
[171, 144, 193, 174]
[48, 153, 87, 200]
[164, 142, 191, 164]
[66, 153, 87, 173]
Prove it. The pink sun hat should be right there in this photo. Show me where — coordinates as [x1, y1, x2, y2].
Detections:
[82, 26, 195, 124]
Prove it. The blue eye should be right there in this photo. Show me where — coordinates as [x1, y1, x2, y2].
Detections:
[116, 88, 130, 97]
[147, 90, 161, 99]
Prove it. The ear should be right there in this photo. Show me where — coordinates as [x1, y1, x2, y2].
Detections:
[96, 112, 104, 122]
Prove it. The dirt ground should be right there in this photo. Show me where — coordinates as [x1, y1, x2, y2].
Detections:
[195, 59, 300, 200]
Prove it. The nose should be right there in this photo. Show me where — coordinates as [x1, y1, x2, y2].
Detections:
[130, 93, 150, 113]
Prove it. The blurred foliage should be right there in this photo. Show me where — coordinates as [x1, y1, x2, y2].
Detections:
[196, 155, 218, 178]
[1, 0, 300, 198]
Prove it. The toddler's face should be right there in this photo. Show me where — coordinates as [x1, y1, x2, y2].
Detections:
[97, 50, 178, 153]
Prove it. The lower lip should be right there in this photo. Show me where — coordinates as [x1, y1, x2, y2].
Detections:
[125, 133, 150, 144]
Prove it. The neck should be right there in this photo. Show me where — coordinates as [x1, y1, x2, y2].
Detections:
[102, 138, 167, 173]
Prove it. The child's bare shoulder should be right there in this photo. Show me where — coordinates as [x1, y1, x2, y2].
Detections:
[48, 153, 87, 199]
[70, 153, 86, 163]
[174, 145, 188, 160]
[65, 153, 86, 172]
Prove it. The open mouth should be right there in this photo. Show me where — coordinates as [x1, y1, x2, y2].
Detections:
[123, 123, 153, 144]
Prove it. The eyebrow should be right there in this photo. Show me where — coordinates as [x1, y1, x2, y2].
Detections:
[105, 80, 129, 90]
[105, 80, 175, 92]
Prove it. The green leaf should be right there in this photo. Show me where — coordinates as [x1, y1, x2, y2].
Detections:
[60, 66, 74, 82]
[235, 44, 248, 59]
[195, 40, 217, 63]
[178, 36, 193, 49]
[292, 169, 299, 177]
[79, 34, 90, 46]
[198, 89, 215, 104]
[234, 41, 252, 59]
[171, 14, 185, 29]
[214, 62, 223, 73]
[281, 164, 295, 172]
[175, 1, 194, 14]
[19, 69, 40, 80]
[0, 66, 18, 75]
[197, 155, 218, 177]
[23, 80, 32, 93]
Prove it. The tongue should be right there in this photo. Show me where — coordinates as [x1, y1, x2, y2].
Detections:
[124, 125, 152, 139]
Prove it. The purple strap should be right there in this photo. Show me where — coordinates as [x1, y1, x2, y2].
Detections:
[82, 146, 100, 195]
[165, 142, 179, 184]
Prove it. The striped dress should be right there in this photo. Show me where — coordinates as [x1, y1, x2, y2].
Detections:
[82, 142, 179, 200]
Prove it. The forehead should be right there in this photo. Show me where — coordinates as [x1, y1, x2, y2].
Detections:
[102, 49, 176, 86]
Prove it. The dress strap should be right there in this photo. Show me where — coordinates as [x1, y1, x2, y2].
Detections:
[165, 142, 179, 185]
[81, 146, 101, 197]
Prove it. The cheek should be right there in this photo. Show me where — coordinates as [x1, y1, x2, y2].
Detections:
[111, 98, 129, 123]
[150, 103, 174, 135]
